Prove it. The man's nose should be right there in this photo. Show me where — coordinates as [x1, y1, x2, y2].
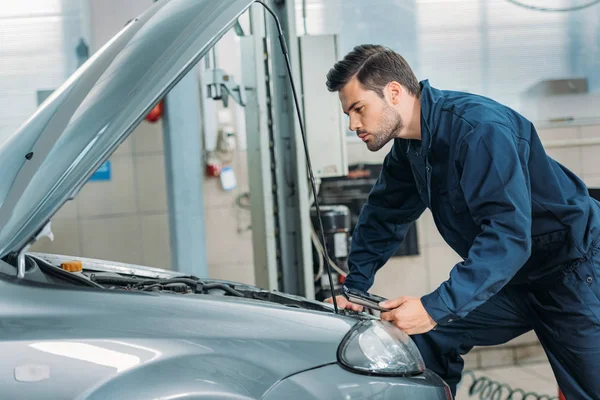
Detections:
[349, 115, 361, 132]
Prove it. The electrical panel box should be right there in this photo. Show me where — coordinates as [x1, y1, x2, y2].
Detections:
[298, 35, 348, 178]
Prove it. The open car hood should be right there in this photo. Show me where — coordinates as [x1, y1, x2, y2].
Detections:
[0, 0, 254, 257]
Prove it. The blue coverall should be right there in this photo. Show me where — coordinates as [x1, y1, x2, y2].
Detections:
[344, 80, 600, 398]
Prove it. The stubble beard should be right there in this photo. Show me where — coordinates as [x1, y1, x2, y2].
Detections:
[365, 105, 404, 152]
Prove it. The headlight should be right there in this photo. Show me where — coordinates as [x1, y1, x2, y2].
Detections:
[337, 320, 425, 376]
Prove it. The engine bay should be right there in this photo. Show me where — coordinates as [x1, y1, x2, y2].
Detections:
[0, 253, 366, 317]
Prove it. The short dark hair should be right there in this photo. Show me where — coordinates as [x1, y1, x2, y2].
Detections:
[326, 44, 420, 98]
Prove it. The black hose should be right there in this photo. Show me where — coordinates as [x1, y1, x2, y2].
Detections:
[142, 284, 163, 291]
[90, 275, 145, 286]
[201, 283, 244, 297]
[461, 370, 558, 400]
[162, 283, 190, 293]
[91, 275, 201, 288]
[90, 275, 244, 296]
[150, 278, 202, 287]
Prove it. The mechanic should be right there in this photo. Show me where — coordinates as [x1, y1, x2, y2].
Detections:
[323, 44, 600, 399]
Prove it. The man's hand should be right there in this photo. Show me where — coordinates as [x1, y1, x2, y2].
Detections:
[379, 296, 437, 335]
[324, 295, 364, 312]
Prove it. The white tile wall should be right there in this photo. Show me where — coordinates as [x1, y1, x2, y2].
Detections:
[77, 157, 137, 217]
[510, 331, 539, 347]
[416, 213, 427, 250]
[236, 150, 249, 192]
[547, 147, 584, 175]
[140, 213, 171, 270]
[537, 126, 579, 141]
[521, 363, 555, 383]
[135, 155, 168, 213]
[418, 209, 446, 248]
[53, 198, 78, 220]
[582, 130, 600, 180]
[203, 145, 250, 208]
[463, 351, 480, 370]
[31, 218, 81, 256]
[580, 125, 600, 140]
[346, 140, 392, 165]
[583, 175, 600, 187]
[133, 120, 164, 154]
[371, 254, 429, 299]
[208, 262, 256, 286]
[479, 348, 516, 368]
[427, 244, 464, 291]
[79, 215, 143, 265]
[203, 172, 237, 209]
[516, 344, 549, 364]
[28, 121, 172, 263]
[205, 206, 254, 266]
[539, 126, 584, 175]
[582, 147, 600, 176]
[113, 135, 134, 157]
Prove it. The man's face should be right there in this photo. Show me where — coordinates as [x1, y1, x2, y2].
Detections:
[339, 77, 404, 152]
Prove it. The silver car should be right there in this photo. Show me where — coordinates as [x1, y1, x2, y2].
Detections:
[0, 0, 451, 398]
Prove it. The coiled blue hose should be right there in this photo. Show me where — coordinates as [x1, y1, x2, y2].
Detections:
[461, 370, 559, 400]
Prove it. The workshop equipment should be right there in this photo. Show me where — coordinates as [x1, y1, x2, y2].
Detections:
[310, 205, 350, 301]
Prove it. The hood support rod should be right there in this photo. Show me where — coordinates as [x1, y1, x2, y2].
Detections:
[17, 243, 32, 279]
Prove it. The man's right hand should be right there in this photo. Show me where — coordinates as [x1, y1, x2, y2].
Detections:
[324, 295, 364, 312]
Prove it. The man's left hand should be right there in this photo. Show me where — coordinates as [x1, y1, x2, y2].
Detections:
[379, 296, 437, 335]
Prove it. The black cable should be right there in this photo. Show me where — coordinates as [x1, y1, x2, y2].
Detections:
[202, 283, 245, 297]
[235, 192, 252, 210]
[162, 283, 190, 292]
[142, 284, 164, 291]
[302, 0, 308, 35]
[505, 0, 600, 12]
[461, 370, 558, 400]
[91, 275, 201, 289]
[254, 0, 339, 314]
[92, 274, 244, 296]
[152, 278, 201, 287]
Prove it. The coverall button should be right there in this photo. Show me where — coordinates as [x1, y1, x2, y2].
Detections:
[587, 276, 593, 284]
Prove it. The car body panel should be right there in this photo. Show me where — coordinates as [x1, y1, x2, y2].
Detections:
[0, 0, 254, 257]
[0, 252, 449, 399]
[0, 262, 356, 399]
[262, 364, 450, 400]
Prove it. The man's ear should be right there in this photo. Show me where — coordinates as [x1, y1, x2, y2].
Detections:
[388, 81, 403, 105]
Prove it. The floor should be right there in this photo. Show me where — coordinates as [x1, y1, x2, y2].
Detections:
[456, 361, 559, 399]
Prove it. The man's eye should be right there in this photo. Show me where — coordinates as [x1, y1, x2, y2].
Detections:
[356, 107, 363, 113]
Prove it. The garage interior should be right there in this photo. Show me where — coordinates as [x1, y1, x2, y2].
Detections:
[2, 0, 600, 398]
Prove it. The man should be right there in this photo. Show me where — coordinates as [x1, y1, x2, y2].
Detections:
[324, 44, 600, 399]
